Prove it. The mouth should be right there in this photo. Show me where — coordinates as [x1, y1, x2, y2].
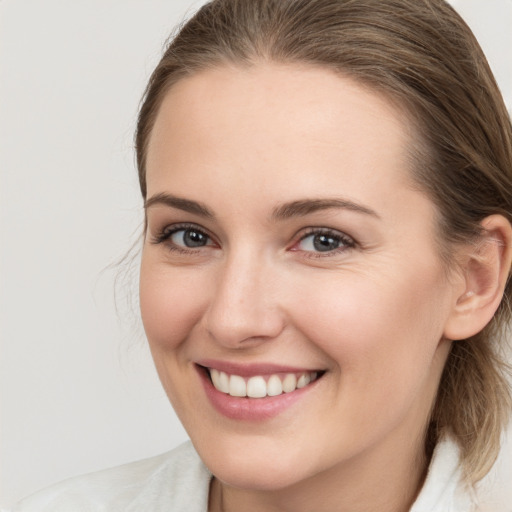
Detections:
[195, 360, 326, 420]
[205, 367, 322, 398]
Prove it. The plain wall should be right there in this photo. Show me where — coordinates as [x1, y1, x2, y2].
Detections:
[1, 0, 511, 508]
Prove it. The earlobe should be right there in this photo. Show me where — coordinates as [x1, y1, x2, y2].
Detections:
[443, 215, 512, 341]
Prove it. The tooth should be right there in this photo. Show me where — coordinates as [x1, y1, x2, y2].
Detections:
[247, 376, 267, 398]
[267, 375, 283, 396]
[282, 373, 297, 393]
[229, 375, 247, 397]
[218, 371, 230, 393]
[210, 368, 221, 389]
[297, 373, 310, 388]
[212, 369, 318, 397]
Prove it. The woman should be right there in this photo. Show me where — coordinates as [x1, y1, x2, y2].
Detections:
[11, 0, 512, 510]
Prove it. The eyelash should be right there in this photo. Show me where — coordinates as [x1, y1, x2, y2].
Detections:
[150, 223, 356, 257]
[292, 227, 356, 258]
[150, 223, 215, 254]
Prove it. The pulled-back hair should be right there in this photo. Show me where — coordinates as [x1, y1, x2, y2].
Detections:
[135, 0, 512, 482]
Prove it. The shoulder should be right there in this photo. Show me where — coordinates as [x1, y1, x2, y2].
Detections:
[9, 441, 211, 512]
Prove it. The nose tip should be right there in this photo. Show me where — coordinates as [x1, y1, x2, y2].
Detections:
[205, 298, 284, 348]
[203, 257, 285, 348]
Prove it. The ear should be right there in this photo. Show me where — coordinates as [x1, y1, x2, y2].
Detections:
[443, 215, 512, 341]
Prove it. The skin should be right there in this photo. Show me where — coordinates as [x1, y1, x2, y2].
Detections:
[140, 63, 469, 512]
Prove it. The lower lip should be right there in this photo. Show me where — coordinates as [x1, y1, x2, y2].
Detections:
[197, 366, 320, 421]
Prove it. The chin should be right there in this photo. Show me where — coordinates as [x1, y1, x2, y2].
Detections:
[192, 433, 325, 492]
[208, 455, 311, 491]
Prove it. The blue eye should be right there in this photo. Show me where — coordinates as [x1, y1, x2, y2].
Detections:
[296, 229, 354, 254]
[170, 228, 212, 248]
[151, 224, 215, 252]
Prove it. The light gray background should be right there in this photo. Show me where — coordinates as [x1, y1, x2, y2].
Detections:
[1, 0, 511, 508]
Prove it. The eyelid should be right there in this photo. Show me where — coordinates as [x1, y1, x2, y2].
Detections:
[289, 226, 356, 256]
[148, 222, 356, 258]
[149, 222, 217, 248]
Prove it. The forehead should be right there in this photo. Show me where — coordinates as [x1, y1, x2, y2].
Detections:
[146, 63, 416, 205]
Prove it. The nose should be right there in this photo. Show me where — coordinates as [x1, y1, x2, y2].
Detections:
[203, 250, 286, 349]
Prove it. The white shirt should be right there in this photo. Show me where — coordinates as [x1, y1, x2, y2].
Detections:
[8, 437, 476, 512]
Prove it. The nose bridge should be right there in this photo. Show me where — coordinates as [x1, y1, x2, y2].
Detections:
[204, 245, 284, 347]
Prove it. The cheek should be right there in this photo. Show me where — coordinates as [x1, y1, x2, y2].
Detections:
[139, 259, 212, 419]
[289, 266, 450, 391]
[139, 259, 208, 352]
[289, 270, 451, 444]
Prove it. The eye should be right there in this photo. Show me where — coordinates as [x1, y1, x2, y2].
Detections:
[150, 223, 216, 252]
[292, 228, 355, 255]
[170, 228, 212, 248]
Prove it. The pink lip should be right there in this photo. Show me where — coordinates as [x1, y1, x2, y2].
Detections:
[195, 363, 322, 421]
[196, 358, 318, 377]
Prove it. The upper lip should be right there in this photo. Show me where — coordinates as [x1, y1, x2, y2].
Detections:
[196, 359, 323, 377]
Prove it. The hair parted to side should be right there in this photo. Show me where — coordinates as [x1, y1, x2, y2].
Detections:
[135, 0, 512, 482]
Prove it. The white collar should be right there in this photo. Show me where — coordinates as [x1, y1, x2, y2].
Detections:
[410, 436, 476, 512]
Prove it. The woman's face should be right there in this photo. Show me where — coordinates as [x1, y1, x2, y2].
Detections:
[140, 64, 461, 491]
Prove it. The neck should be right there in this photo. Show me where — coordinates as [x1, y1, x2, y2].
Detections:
[209, 430, 429, 512]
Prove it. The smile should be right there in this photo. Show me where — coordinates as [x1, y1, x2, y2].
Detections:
[196, 361, 325, 420]
[209, 368, 319, 398]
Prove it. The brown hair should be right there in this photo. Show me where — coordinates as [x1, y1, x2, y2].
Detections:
[135, 0, 512, 482]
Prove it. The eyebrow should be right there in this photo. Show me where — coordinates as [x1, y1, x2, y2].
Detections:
[144, 193, 214, 218]
[271, 198, 380, 221]
[144, 193, 379, 221]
